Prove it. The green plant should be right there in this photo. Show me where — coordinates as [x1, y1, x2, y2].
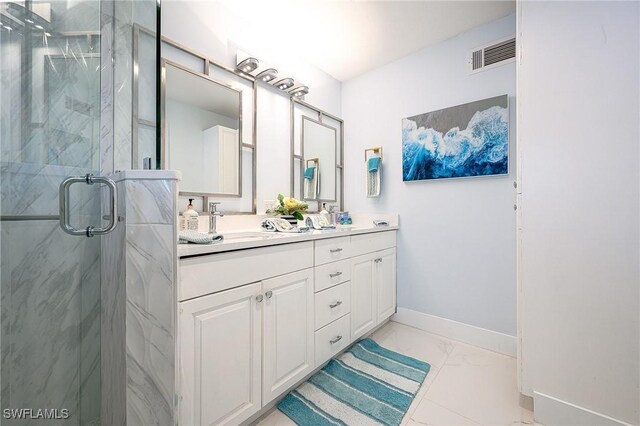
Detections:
[266, 194, 308, 221]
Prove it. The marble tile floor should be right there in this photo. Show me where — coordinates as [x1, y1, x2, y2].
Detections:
[255, 321, 540, 426]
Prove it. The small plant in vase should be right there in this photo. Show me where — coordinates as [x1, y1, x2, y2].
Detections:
[266, 194, 308, 226]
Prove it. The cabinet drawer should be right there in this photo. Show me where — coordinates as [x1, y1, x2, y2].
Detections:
[315, 282, 350, 330]
[314, 259, 351, 292]
[179, 242, 313, 301]
[351, 231, 396, 257]
[315, 314, 351, 367]
[314, 236, 351, 265]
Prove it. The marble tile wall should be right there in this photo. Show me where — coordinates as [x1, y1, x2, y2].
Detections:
[100, 180, 127, 426]
[124, 176, 177, 425]
[101, 172, 178, 426]
[1, 221, 101, 426]
[100, 0, 115, 175]
[113, 1, 133, 171]
[1, 2, 105, 423]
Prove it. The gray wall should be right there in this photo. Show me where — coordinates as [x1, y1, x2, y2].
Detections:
[342, 14, 517, 335]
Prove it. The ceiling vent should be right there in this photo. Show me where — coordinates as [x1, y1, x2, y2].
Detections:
[469, 36, 516, 74]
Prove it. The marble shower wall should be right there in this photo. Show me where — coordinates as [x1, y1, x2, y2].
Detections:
[1, 2, 103, 424]
[112, 0, 157, 171]
[1, 221, 101, 426]
[101, 171, 178, 426]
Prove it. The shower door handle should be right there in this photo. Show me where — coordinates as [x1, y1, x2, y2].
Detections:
[59, 174, 118, 237]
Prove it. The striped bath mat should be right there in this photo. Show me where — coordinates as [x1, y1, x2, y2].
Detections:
[278, 338, 431, 426]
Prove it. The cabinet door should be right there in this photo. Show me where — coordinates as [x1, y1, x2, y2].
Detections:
[376, 248, 397, 323]
[262, 268, 314, 405]
[179, 283, 262, 426]
[351, 253, 377, 340]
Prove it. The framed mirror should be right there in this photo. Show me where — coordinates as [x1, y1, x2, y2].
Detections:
[301, 116, 337, 201]
[162, 60, 242, 197]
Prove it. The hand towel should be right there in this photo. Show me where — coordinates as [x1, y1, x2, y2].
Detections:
[179, 230, 224, 244]
[368, 156, 381, 173]
[262, 218, 310, 233]
[303, 164, 316, 180]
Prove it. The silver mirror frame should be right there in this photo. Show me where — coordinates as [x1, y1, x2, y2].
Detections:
[160, 36, 258, 214]
[291, 98, 344, 211]
[161, 58, 243, 199]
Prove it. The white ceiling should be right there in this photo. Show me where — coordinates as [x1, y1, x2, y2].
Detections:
[218, 1, 516, 82]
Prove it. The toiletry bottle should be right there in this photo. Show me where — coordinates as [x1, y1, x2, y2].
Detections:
[183, 199, 199, 231]
[328, 205, 336, 226]
[320, 203, 330, 227]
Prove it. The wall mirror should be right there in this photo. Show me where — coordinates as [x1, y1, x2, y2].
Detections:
[292, 100, 344, 211]
[162, 60, 242, 197]
[301, 116, 337, 201]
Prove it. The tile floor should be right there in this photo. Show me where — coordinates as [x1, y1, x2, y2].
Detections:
[256, 321, 538, 426]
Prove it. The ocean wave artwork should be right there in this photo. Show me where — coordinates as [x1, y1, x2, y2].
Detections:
[402, 95, 509, 181]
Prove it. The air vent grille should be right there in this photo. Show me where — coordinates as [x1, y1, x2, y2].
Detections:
[469, 36, 516, 73]
[484, 38, 516, 66]
[472, 49, 483, 71]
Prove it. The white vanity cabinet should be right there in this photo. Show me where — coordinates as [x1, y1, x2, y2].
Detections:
[350, 252, 377, 340]
[376, 248, 397, 322]
[178, 242, 314, 426]
[177, 229, 397, 425]
[350, 234, 398, 340]
[179, 283, 262, 426]
[262, 269, 315, 404]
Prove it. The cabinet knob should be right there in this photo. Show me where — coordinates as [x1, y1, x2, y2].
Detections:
[374, 258, 382, 263]
[265, 290, 273, 299]
[329, 300, 342, 309]
[256, 294, 264, 303]
[329, 248, 343, 253]
[329, 271, 343, 278]
[329, 335, 343, 344]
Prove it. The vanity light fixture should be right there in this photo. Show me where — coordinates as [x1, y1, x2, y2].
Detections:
[236, 49, 310, 96]
[256, 68, 278, 82]
[274, 78, 294, 91]
[289, 86, 309, 97]
[236, 57, 259, 74]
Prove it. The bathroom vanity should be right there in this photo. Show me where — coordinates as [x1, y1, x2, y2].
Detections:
[177, 225, 398, 425]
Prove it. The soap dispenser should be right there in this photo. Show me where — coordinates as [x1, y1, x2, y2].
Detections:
[320, 203, 331, 227]
[183, 199, 199, 231]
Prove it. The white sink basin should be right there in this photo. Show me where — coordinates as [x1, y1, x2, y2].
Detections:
[223, 231, 283, 241]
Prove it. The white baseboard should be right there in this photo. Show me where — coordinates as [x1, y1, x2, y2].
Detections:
[533, 392, 633, 426]
[391, 307, 517, 356]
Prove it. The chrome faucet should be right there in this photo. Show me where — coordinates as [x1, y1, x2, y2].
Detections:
[208, 202, 224, 234]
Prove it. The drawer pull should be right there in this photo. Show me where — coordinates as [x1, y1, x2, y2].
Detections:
[329, 271, 343, 278]
[329, 248, 343, 253]
[330, 335, 343, 344]
[329, 300, 342, 309]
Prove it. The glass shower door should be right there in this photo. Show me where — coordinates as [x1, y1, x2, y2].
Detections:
[1, 1, 105, 424]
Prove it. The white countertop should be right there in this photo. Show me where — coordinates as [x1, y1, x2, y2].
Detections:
[178, 224, 399, 258]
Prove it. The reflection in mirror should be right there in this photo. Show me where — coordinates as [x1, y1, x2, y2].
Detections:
[302, 117, 336, 201]
[304, 158, 320, 199]
[164, 61, 242, 196]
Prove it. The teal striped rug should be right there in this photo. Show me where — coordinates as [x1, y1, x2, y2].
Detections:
[278, 338, 431, 426]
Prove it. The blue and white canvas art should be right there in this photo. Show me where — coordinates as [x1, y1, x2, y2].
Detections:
[402, 95, 509, 181]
